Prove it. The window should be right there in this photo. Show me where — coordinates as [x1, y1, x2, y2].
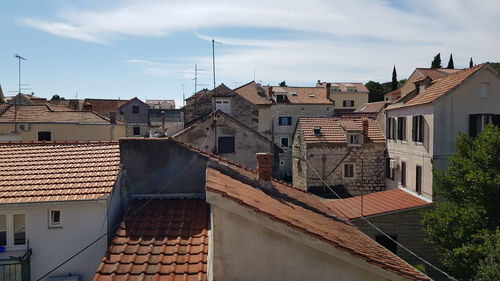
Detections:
[397, 117, 406, 140]
[469, 114, 500, 137]
[290, 91, 297, 96]
[346, 86, 356, 92]
[386, 158, 394, 180]
[0, 213, 26, 248]
[280, 137, 289, 148]
[215, 98, 231, 113]
[133, 126, 141, 136]
[313, 127, 321, 136]
[276, 94, 286, 103]
[278, 116, 292, 126]
[38, 131, 52, 141]
[49, 210, 62, 228]
[412, 115, 424, 142]
[342, 100, 355, 107]
[386, 118, 397, 140]
[416, 165, 422, 195]
[347, 134, 362, 145]
[218, 137, 235, 153]
[132, 105, 140, 114]
[401, 161, 406, 187]
[480, 82, 490, 99]
[344, 164, 355, 178]
[376, 235, 398, 254]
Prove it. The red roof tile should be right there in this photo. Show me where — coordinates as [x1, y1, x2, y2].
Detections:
[398, 64, 486, 108]
[267, 86, 334, 104]
[298, 116, 385, 144]
[83, 99, 128, 117]
[93, 199, 208, 281]
[233, 81, 272, 105]
[317, 82, 369, 93]
[0, 142, 120, 203]
[206, 168, 429, 281]
[354, 101, 390, 113]
[323, 189, 432, 220]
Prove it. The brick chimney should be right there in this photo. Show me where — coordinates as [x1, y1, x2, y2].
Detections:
[326, 83, 331, 100]
[362, 119, 369, 138]
[256, 153, 273, 182]
[109, 112, 117, 124]
[268, 86, 274, 97]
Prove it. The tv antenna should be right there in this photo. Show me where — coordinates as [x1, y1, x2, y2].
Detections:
[212, 39, 223, 90]
[13, 54, 27, 132]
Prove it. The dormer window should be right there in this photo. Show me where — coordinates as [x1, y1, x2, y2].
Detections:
[347, 133, 362, 146]
[309, 94, 315, 98]
[347, 86, 356, 92]
[331, 86, 340, 92]
[276, 94, 286, 103]
[313, 127, 321, 136]
[290, 91, 297, 96]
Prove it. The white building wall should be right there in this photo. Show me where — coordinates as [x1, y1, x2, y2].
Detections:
[0, 200, 109, 281]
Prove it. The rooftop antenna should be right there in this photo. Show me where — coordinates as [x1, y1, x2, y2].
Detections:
[14, 53, 27, 132]
[212, 39, 222, 90]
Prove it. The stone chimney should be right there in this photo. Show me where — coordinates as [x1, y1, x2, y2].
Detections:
[268, 86, 274, 97]
[362, 119, 369, 138]
[326, 83, 331, 100]
[256, 153, 273, 182]
[109, 112, 117, 124]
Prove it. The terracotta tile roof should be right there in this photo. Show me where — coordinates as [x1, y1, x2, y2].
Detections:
[355, 101, 390, 113]
[416, 68, 460, 81]
[399, 64, 486, 108]
[0, 142, 119, 203]
[206, 168, 429, 281]
[146, 99, 176, 109]
[0, 104, 117, 124]
[94, 199, 208, 281]
[83, 98, 128, 117]
[298, 116, 385, 144]
[323, 189, 432, 220]
[118, 97, 148, 110]
[384, 89, 401, 99]
[233, 81, 272, 105]
[267, 86, 334, 104]
[317, 82, 369, 93]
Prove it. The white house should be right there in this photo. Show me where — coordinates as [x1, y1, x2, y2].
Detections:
[0, 142, 122, 281]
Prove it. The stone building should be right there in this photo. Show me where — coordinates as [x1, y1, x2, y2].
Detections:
[183, 83, 259, 130]
[293, 116, 385, 196]
[173, 110, 276, 170]
[118, 97, 150, 137]
[316, 81, 369, 113]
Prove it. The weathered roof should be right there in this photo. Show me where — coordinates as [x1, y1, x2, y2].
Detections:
[206, 168, 429, 281]
[398, 64, 486, 108]
[267, 86, 334, 104]
[233, 81, 272, 105]
[146, 99, 176, 109]
[0, 142, 120, 204]
[323, 189, 432, 220]
[94, 199, 209, 281]
[416, 68, 460, 81]
[298, 116, 385, 144]
[317, 82, 369, 93]
[0, 104, 117, 124]
[83, 98, 128, 117]
[354, 101, 390, 113]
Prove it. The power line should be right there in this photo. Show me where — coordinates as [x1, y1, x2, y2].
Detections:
[36, 122, 214, 281]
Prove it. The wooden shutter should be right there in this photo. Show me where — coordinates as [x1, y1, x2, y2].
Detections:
[416, 166, 422, 194]
[469, 114, 477, 137]
[418, 115, 424, 142]
[401, 162, 406, 187]
[412, 116, 417, 141]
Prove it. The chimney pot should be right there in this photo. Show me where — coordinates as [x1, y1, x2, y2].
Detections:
[256, 153, 273, 182]
[326, 83, 331, 100]
[268, 86, 274, 97]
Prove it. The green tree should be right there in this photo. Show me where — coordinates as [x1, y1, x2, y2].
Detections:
[423, 125, 500, 281]
[50, 94, 65, 101]
[365, 81, 390, 102]
[279, 81, 287, 87]
[391, 65, 398, 91]
[431, 53, 442, 69]
[447, 54, 454, 69]
[470, 57, 474, 68]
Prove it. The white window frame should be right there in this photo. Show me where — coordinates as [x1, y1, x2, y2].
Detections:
[48, 209, 62, 228]
[0, 212, 26, 250]
[343, 163, 356, 179]
[215, 98, 231, 113]
[347, 133, 362, 146]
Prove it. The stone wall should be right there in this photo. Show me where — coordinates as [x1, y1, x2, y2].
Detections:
[292, 124, 308, 190]
[125, 123, 150, 137]
[183, 89, 212, 126]
[304, 142, 386, 196]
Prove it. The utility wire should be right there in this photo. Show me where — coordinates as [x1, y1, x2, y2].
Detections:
[36, 120, 214, 281]
[286, 145, 457, 281]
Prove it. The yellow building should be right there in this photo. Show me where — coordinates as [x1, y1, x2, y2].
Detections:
[317, 81, 369, 111]
[0, 104, 125, 141]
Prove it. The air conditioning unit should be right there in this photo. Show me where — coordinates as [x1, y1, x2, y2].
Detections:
[389, 159, 398, 169]
[17, 123, 30, 131]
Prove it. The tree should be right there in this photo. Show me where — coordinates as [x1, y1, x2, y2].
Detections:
[447, 54, 454, 69]
[391, 65, 398, 91]
[470, 57, 474, 68]
[50, 94, 65, 101]
[431, 53, 442, 69]
[365, 81, 391, 102]
[279, 81, 287, 87]
[423, 125, 500, 281]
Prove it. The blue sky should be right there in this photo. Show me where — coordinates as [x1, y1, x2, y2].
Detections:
[1, 0, 499, 107]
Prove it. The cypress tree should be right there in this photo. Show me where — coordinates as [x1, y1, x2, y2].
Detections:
[469, 57, 474, 68]
[431, 53, 442, 69]
[391, 65, 398, 91]
[446, 54, 454, 69]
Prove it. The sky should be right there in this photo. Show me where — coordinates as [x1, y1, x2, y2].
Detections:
[1, 0, 499, 108]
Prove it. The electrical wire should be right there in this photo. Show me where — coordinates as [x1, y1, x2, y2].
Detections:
[285, 144, 457, 281]
[36, 119, 214, 281]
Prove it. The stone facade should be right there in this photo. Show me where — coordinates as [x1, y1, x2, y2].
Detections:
[119, 98, 150, 137]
